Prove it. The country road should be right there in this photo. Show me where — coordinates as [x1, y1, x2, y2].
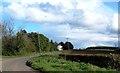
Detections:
[1, 51, 60, 72]
[2, 56, 39, 72]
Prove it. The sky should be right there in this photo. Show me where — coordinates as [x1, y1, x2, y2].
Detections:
[1, 0, 120, 49]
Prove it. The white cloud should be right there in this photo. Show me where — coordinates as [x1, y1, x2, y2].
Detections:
[2, 0, 119, 48]
[5, 2, 26, 19]
[26, 8, 65, 23]
[112, 13, 118, 31]
[39, 24, 118, 48]
[100, 0, 120, 2]
[4, 2, 66, 23]
[90, 36, 118, 42]
[3, 0, 115, 29]
[2, 0, 74, 9]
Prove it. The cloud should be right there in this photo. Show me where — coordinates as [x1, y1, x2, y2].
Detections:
[2, 0, 119, 48]
[39, 24, 118, 48]
[3, 2, 66, 23]
[107, 13, 119, 34]
[100, 0, 120, 2]
[3, 0, 116, 29]
[112, 13, 118, 31]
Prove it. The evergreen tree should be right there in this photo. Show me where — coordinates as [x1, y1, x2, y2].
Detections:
[64, 42, 74, 50]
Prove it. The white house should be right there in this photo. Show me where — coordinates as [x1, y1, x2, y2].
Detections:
[57, 45, 63, 51]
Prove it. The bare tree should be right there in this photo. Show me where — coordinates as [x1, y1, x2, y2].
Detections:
[2, 18, 17, 55]
[2, 18, 14, 37]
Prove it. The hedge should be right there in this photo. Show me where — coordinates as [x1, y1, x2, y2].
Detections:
[59, 54, 120, 70]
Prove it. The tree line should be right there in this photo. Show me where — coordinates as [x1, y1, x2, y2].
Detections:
[59, 42, 74, 50]
[2, 20, 58, 56]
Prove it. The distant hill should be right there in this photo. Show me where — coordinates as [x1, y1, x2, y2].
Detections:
[86, 46, 119, 51]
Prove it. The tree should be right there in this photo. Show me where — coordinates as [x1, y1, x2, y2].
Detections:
[58, 41, 74, 50]
[2, 18, 17, 55]
[2, 18, 57, 55]
[64, 42, 74, 50]
[17, 30, 36, 55]
[59, 42, 65, 46]
[28, 32, 57, 52]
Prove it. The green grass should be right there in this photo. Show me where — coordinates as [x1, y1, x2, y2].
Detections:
[2, 53, 36, 59]
[26, 55, 116, 72]
[2, 51, 62, 59]
[2, 55, 25, 59]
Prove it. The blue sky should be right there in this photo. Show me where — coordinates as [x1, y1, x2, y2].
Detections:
[1, 0, 119, 49]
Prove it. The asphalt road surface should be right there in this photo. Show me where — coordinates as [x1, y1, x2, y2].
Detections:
[2, 56, 39, 73]
[1, 52, 60, 73]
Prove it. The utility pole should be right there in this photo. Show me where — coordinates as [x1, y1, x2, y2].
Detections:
[38, 32, 41, 56]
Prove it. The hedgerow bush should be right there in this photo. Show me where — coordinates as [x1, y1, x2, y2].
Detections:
[59, 54, 120, 70]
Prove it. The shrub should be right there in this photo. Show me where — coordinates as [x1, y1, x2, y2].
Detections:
[59, 54, 120, 70]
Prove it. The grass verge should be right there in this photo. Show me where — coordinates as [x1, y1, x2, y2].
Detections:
[2, 55, 25, 59]
[2, 51, 62, 59]
[26, 55, 116, 72]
